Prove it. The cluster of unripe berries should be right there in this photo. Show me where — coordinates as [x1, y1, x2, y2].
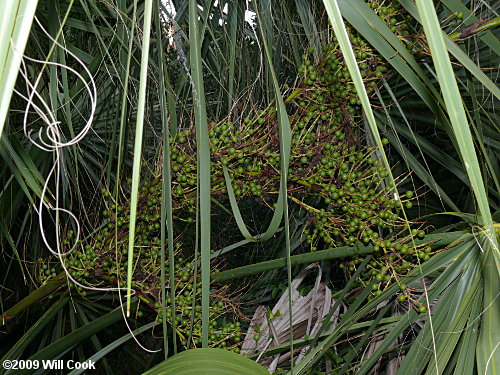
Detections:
[36, 1, 438, 355]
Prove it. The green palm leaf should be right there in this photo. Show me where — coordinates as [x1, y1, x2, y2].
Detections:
[142, 348, 268, 375]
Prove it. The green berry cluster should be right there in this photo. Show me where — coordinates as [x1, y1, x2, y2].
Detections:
[151, 257, 243, 351]
[36, 2, 436, 354]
